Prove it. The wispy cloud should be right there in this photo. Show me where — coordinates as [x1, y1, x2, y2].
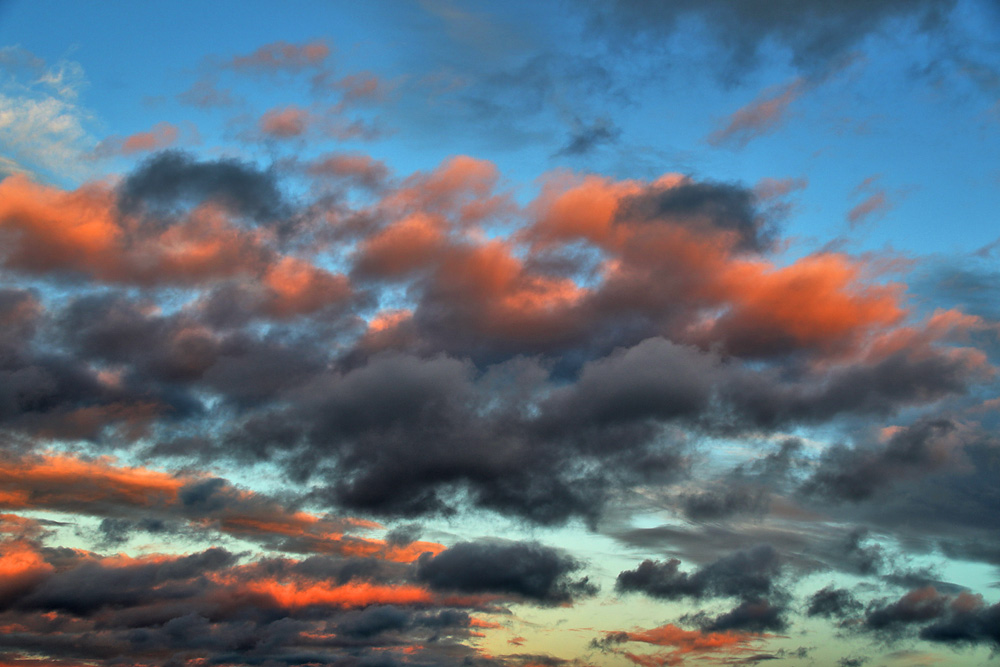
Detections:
[707, 78, 804, 149]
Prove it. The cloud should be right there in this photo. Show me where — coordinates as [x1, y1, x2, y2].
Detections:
[754, 176, 808, 201]
[583, 0, 962, 80]
[707, 79, 804, 149]
[305, 152, 391, 191]
[554, 116, 621, 156]
[807, 586, 863, 618]
[90, 122, 180, 158]
[0, 155, 990, 538]
[251, 104, 382, 143]
[416, 540, 597, 604]
[0, 46, 46, 75]
[0, 172, 356, 314]
[0, 50, 94, 179]
[4, 162, 988, 531]
[119, 150, 287, 222]
[227, 40, 331, 74]
[0, 537, 520, 667]
[616, 545, 783, 601]
[259, 105, 310, 138]
[316, 70, 391, 106]
[847, 175, 898, 228]
[0, 91, 93, 180]
[693, 598, 789, 633]
[801, 418, 972, 502]
[864, 586, 953, 634]
[176, 76, 237, 108]
[0, 451, 442, 562]
[678, 485, 770, 521]
[592, 623, 769, 666]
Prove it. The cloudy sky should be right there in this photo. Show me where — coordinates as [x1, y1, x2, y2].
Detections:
[1, 1, 999, 666]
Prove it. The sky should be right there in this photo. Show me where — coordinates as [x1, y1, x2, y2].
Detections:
[0, 1, 999, 666]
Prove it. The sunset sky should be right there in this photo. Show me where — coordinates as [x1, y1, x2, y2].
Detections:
[1, 2, 1000, 666]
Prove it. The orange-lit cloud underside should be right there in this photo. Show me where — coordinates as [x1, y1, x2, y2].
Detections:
[0, 452, 442, 562]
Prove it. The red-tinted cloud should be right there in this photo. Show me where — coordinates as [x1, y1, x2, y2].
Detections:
[260, 106, 310, 138]
[0, 174, 352, 316]
[707, 79, 804, 149]
[90, 122, 180, 158]
[228, 40, 330, 73]
[0, 452, 443, 562]
[595, 624, 768, 666]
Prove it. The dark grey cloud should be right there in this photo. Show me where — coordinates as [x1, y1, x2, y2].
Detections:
[679, 485, 769, 521]
[616, 545, 782, 601]
[801, 419, 964, 502]
[0, 540, 532, 667]
[615, 181, 774, 253]
[864, 587, 950, 634]
[838, 659, 867, 667]
[97, 517, 169, 547]
[919, 598, 1000, 648]
[59, 292, 324, 409]
[687, 598, 789, 633]
[211, 348, 692, 526]
[119, 150, 289, 224]
[541, 337, 717, 426]
[19, 547, 237, 616]
[723, 353, 979, 428]
[416, 540, 597, 604]
[0, 289, 187, 440]
[807, 586, 862, 619]
[584, 0, 961, 81]
[554, 116, 621, 157]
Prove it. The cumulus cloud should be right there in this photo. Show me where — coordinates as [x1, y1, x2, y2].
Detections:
[0, 142, 994, 666]
[416, 540, 597, 604]
[616, 545, 783, 601]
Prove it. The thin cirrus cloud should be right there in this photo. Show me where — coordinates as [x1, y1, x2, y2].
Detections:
[707, 78, 804, 149]
[847, 174, 899, 228]
[226, 39, 331, 74]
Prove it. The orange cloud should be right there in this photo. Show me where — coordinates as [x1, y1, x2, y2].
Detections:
[121, 122, 180, 154]
[0, 175, 352, 316]
[383, 155, 508, 227]
[307, 152, 390, 190]
[0, 452, 443, 562]
[0, 174, 121, 274]
[350, 165, 931, 360]
[229, 40, 330, 73]
[706, 252, 906, 357]
[356, 213, 446, 276]
[529, 173, 645, 249]
[0, 539, 54, 602]
[262, 256, 352, 317]
[848, 190, 892, 227]
[222, 577, 435, 610]
[260, 106, 310, 138]
[91, 122, 180, 158]
[708, 79, 804, 149]
[0, 453, 182, 512]
[600, 624, 768, 667]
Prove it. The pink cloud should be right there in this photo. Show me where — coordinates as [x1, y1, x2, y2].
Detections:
[708, 79, 804, 149]
[228, 40, 330, 73]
